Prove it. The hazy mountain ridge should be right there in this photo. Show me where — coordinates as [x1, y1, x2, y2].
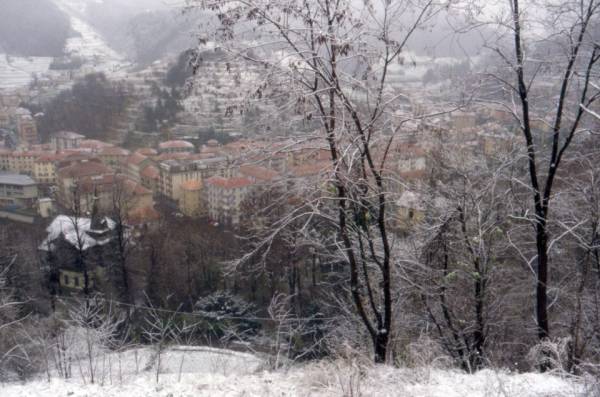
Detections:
[82, 0, 208, 65]
[0, 0, 72, 57]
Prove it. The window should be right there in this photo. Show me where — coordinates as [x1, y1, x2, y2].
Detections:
[64, 275, 69, 285]
[74, 277, 79, 287]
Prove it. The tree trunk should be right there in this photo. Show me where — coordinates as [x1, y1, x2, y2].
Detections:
[373, 332, 389, 364]
[535, 222, 550, 340]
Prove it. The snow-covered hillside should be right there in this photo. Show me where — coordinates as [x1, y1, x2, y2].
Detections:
[0, 0, 129, 90]
[2, 345, 594, 397]
[0, 56, 54, 90]
[53, 0, 129, 76]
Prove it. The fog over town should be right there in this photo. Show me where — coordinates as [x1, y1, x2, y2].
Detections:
[0, 0, 599, 395]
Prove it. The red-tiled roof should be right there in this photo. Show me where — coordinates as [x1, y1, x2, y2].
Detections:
[290, 161, 330, 177]
[135, 148, 158, 156]
[125, 152, 148, 166]
[140, 165, 159, 180]
[122, 178, 152, 195]
[35, 154, 61, 163]
[239, 164, 279, 181]
[57, 160, 113, 179]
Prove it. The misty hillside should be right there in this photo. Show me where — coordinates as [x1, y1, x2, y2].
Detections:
[0, 0, 71, 57]
[84, 1, 206, 65]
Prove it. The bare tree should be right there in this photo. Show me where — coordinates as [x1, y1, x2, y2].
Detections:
[67, 295, 125, 384]
[477, 0, 600, 347]
[142, 295, 181, 383]
[188, 0, 453, 363]
[417, 158, 510, 371]
[110, 177, 135, 305]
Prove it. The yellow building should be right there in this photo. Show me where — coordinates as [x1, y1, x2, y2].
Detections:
[98, 146, 130, 170]
[5, 151, 43, 175]
[180, 179, 204, 217]
[158, 156, 231, 203]
[34, 155, 58, 184]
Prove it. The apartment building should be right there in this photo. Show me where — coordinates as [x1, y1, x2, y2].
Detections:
[56, 159, 114, 210]
[123, 152, 153, 183]
[34, 154, 59, 184]
[0, 150, 44, 175]
[180, 179, 204, 217]
[16, 114, 38, 147]
[204, 176, 253, 226]
[51, 131, 85, 151]
[0, 173, 38, 208]
[158, 156, 232, 203]
[97, 146, 130, 170]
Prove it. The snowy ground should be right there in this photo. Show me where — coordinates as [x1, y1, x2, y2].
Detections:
[2, 345, 595, 397]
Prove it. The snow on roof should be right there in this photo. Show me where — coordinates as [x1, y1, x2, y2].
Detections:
[0, 172, 36, 186]
[39, 215, 116, 251]
[53, 131, 86, 140]
[159, 140, 194, 149]
[80, 139, 114, 149]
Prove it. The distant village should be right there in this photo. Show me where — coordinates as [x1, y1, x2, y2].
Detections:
[0, 52, 533, 299]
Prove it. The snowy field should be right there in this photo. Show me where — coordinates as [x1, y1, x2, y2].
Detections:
[2, 344, 596, 397]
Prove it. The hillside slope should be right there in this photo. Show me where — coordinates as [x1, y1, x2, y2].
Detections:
[0, 0, 71, 57]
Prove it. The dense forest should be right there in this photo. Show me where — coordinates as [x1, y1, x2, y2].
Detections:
[36, 73, 129, 141]
[0, 0, 70, 57]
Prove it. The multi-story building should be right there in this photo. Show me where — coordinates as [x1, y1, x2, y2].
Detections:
[0, 173, 38, 208]
[158, 156, 232, 203]
[124, 152, 153, 183]
[74, 174, 154, 214]
[56, 159, 114, 210]
[140, 165, 160, 194]
[204, 176, 253, 226]
[79, 139, 114, 151]
[34, 154, 59, 185]
[51, 131, 85, 151]
[180, 179, 204, 217]
[0, 150, 44, 175]
[98, 146, 130, 170]
[16, 114, 38, 147]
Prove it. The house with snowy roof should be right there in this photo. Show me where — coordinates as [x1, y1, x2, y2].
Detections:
[39, 200, 120, 294]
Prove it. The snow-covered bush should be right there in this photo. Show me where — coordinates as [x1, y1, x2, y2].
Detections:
[194, 291, 260, 343]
